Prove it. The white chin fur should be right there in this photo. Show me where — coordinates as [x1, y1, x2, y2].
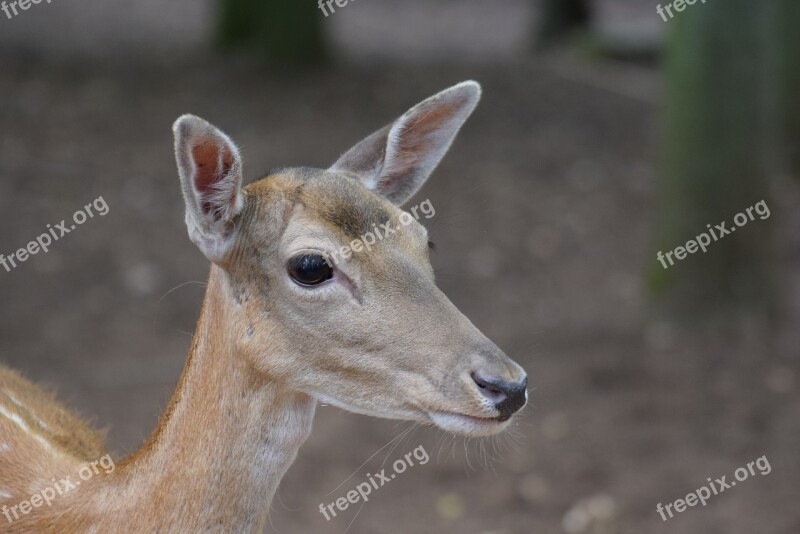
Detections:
[427, 411, 510, 437]
[312, 392, 419, 421]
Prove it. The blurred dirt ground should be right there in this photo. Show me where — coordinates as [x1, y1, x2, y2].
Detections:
[0, 49, 799, 534]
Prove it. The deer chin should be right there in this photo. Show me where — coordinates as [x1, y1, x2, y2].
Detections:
[426, 410, 512, 437]
[310, 391, 422, 421]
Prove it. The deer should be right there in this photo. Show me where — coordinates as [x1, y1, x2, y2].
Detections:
[0, 81, 528, 532]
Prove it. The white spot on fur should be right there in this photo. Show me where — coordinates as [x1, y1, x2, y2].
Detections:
[3, 390, 23, 407]
[0, 404, 29, 431]
[0, 443, 9, 452]
[4, 389, 51, 430]
[0, 405, 53, 452]
[0, 489, 12, 499]
[33, 435, 53, 451]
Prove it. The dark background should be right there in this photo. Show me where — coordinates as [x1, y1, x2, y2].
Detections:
[1, 1, 798, 533]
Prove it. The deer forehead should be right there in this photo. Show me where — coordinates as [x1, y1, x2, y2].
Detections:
[242, 169, 429, 256]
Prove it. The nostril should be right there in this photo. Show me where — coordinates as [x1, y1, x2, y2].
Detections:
[471, 372, 528, 420]
[471, 372, 508, 405]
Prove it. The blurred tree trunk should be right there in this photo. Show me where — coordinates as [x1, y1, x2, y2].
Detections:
[648, 1, 773, 319]
[217, 0, 326, 64]
[536, 0, 590, 46]
[778, 0, 800, 178]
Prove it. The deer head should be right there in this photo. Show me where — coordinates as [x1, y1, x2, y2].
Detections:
[173, 81, 527, 438]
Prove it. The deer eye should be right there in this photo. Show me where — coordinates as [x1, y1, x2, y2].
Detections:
[287, 254, 334, 286]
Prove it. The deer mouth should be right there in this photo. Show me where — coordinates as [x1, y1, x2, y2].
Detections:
[426, 410, 511, 437]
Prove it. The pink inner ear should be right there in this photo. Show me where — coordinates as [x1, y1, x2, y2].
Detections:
[191, 140, 235, 219]
[403, 99, 460, 141]
[191, 140, 233, 194]
[381, 99, 462, 191]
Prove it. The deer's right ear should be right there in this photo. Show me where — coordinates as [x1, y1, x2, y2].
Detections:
[330, 81, 481, 206]
[173, 115, 244, 264]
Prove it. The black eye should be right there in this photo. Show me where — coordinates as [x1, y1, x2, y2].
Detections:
[287, 254, 334, 286]
[428, 240, 435, 251]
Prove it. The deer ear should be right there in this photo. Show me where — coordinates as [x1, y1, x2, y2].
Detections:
[330, 81, 481, 205]
[173, 114, 244, 263]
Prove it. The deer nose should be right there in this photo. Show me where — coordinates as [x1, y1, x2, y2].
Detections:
[471, 372, 528, 419]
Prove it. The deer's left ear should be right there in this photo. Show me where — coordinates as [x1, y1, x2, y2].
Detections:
[330, 81, 481, 205]
[173, 114, 244, 264]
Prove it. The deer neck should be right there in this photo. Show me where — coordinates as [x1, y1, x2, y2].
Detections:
[116, 265, 316, 531]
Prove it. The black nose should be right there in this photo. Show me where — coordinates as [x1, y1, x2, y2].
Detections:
[472, 373, 528, 420]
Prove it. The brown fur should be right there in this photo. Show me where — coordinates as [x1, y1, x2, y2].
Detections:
[0, 82, 527, 531]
